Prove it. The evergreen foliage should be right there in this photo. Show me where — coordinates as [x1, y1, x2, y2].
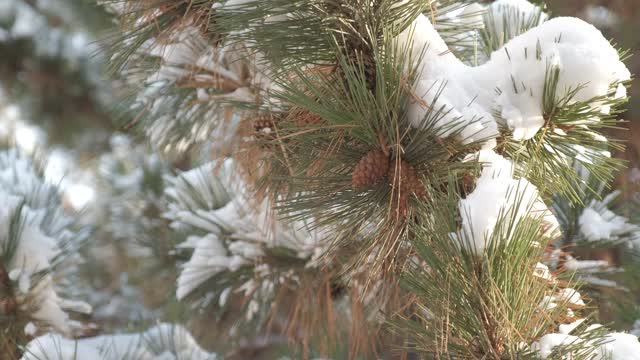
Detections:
[2, 0, 640, 359]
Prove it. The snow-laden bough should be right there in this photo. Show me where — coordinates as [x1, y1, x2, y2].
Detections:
[401, 9, 629, 145]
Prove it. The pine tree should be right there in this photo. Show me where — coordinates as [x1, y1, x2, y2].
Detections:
[4, 0, 640, 359]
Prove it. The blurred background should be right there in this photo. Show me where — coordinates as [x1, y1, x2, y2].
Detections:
[0, 0, 638, 355]
[0, 0, 198, 348]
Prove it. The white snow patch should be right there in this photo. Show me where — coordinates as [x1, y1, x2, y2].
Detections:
[598, 332, 640, 360]
[558, 318, 586, 335]
[401, 12, 629, 144]
[21, 324, 217, 360]
[556, 288, 585, 307]
[167, 161, 328, 307]
[579, 192, 638, 242]
[531, 333, 583, 358]
[485, 0, 547, 44]
[24, 322, 38, 336]
[533, 262, 555, 283]
[533, 330, 640, 359]
[455, 151, 553, 254]
[0, 149, 85, 334]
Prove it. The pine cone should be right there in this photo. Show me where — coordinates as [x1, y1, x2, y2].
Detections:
[339, 50, 377, 92]
[356, 52, 377, 92]
[343, 35, 377, 89]
[352, 149, 390, 189]
[253, 115, 275, 134]
[387, 160, 426, 218]
[290, 108, 324, 127]
[459, 171, 477, 198]
[388, 159, 427, 199]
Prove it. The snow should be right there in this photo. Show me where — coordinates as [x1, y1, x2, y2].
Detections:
[490, 0, 542, 17]
[532, 330, 640, 359]
[0, 103, 47, 153]
[532, 283, 640, 360]
[580, 276, 621, 289]
[1, 0, 103, 79]
[21, 324, 217, 360]
[489, 17, 628, 139]
[22, 334, 103, 360]
[166, 161, 327, 307]
[401, 8, 629, 145]
[29, 284, 71, 334]
[148, 31, 203, 67]
[485, 0, 547, 43]
[0, 191, 71, 332]
[59, 299, 93, 315]
[457, 175, 539, 253]
[558, 318, 586, 335]
[65, 183, 96, 210]
[538, 295, 558, 311]
[455, 151, 553, 253]
[219, 287, 232, 307]
[598, 333, 640, 360]
[537, 283, 586, 320]
[0, 149, 86, 334]
[578, 191, 638, 242]
[24, 322, 38, 336]
[2, 0, 631, 356]
[129, 24, 259, 151]
[580, 207, 619, 240]
[476, 148, 516, 177]
[533, 262, 555, 283]
[10, 2, 47, 39]
[14, 122, 45, 154]
[175, 234, 232, 300]
[399, 14, 498, 147]
[564, 256, 609, 271]
[531, 333, 582, 358]
[556, 288, 585, 307]
[464, 3, 487, 21]
[9, 224, 60, 274]
[44, 149, 74, 185]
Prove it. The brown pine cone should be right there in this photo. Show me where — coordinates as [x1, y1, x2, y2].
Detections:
[388, 159, 427, 199]
[458, 171, 477, 198]
[341, 50, 377, 92]
[352, 149, 390, 189]
[357, 53, 377, 92]
[289, 108, 324, 127]
[253, 115, 275, 134]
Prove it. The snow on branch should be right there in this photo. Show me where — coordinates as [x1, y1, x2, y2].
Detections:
[530, 280, 640, 359]
[164, 160, 327, 320]
[455, 150, 558, 254]
[120, 18, 263, 152]
[579, 191, 639, 244]
[402, 8, 629, 146]
[0, 149, 88, 336]
[103, 0, 639, 357]
[21, 323, 216, 360]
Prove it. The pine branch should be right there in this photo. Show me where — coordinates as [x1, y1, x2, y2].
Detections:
[480, 0, 548, 56]
[395, 176, 599, 358]
[500, 68, 629, 203]
[104, 0, 638, 357]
